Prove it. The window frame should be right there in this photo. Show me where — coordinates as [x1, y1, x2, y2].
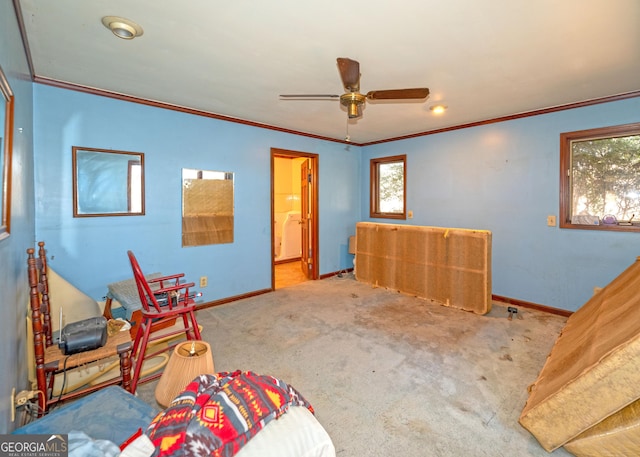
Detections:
[370, 154, 407, 220]
[559, 122, 640, 232]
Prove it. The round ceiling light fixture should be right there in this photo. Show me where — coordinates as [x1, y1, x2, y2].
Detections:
[429, 104, 447, 115]
[101, 16, 144, 40]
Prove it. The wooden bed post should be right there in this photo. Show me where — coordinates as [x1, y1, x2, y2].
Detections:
[27, 247, 48, 415]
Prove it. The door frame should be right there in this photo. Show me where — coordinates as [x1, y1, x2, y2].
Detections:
[271, 148, 319, 288]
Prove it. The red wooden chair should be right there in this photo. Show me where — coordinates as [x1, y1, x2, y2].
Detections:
[127, 250, 202, 393]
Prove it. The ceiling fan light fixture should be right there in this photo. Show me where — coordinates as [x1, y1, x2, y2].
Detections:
[101, 16, 144, 40]
[340, 92, 366, 119]
[347, 102, 360, 118]
[430, 104, 447, 115]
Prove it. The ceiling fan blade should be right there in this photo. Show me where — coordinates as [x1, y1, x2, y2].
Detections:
[279, 94, 340, 99]
[337, 58, 360, 92]
[366, 88, 430, 100]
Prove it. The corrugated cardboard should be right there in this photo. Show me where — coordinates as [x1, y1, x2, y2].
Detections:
[354, 222, 492, 315]
[519, 257, 640, 451]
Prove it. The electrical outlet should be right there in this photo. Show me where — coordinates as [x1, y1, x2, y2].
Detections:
[199, 276, 208, 288]
[12, 389, 38, 422]
[15, 390, 37, 406]
[547, 215, 556, 227]
[408, 210, 414, 219]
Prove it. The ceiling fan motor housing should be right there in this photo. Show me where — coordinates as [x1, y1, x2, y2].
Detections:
[340, 93, 366, 118]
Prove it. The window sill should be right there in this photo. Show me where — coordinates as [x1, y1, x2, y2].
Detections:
[559, 222, 640, 233]
[370, 213, 406, 220]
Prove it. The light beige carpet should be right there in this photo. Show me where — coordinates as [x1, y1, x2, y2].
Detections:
[136, 274, 572, 456]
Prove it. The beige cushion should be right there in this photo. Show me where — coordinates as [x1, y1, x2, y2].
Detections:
[564, 399, 640, 456]
[47, 267, 101, 332]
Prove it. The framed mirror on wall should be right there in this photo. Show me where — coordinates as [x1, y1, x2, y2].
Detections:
[182, 168, 234, 246]
[72, 147, 145, 217]
[0, 64, 14, 239]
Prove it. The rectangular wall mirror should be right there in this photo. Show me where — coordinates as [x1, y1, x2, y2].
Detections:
[182, 168, 234, 246]
[0, 64, 14, 239]
[72, 147, 145, 217]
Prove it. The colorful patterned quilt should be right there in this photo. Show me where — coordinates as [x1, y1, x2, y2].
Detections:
[146, 370, 314, 457]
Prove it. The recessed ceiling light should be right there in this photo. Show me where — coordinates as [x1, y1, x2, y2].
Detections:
[101, 16, 144, 40]
[429, 105, 447, 115]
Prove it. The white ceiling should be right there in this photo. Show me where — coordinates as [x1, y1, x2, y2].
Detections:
[16, 0, 640, 144]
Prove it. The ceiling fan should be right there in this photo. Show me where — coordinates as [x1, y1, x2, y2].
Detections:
[280, 57, 430, 119]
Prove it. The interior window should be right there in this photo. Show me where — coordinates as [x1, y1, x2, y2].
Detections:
[560, 123, 640, 231]
[370, 155, 406, 219]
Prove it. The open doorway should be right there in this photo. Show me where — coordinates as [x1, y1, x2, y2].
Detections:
[271, 148, 319, 289]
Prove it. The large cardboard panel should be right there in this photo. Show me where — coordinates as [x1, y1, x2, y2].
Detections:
[519, 257, 640, 451]
[354, 222, 492, 314]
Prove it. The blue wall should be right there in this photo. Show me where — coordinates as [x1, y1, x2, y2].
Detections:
[34, 85, 361, 302]
[0, 0, 36, 432]
[31, 84, 640, 314]
[362, 98, 640, 311]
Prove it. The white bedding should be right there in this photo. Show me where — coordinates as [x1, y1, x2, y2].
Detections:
[236, 406, 335, 457]
[122, 405, 335, 457]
